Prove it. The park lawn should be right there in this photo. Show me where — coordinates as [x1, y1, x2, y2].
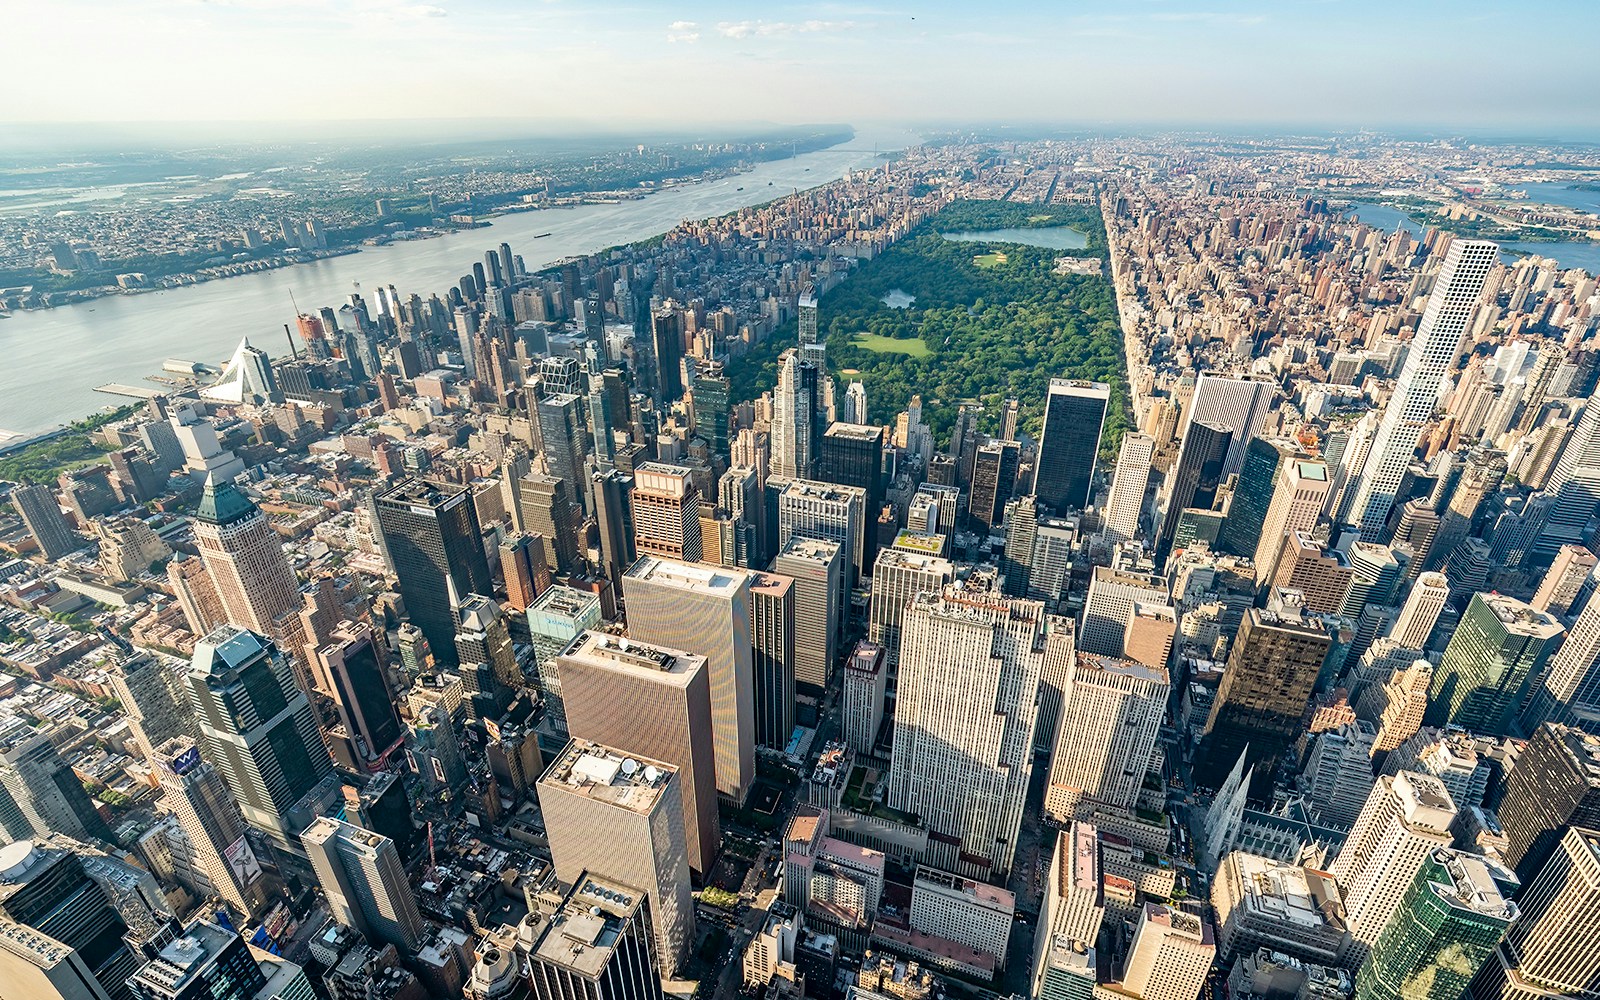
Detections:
[972, 250, 1009, 268]
[852, 332, 932, 357]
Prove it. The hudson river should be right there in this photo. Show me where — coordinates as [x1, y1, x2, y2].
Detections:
[0, 129, 914, 437]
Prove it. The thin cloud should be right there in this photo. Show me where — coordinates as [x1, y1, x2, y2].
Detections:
[715, 19, 860, 40]
[666, 19, 699, 42]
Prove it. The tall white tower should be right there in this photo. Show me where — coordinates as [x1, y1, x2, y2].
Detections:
[888, 583, 1064, 880]
[1348, 240, 1499, 538]
[1329, 770, 1457, 962]
[1044, 653, 1168, 822]
[1388, 571, 1451, 649]
[1103, 433, 1155, 546]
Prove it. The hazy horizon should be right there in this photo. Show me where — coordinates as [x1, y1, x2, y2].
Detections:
[7, 1, 1599, 140]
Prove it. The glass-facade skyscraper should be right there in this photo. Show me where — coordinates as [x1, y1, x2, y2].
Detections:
[374, 476, 493, 666]
[1032, 379, 1109, 514]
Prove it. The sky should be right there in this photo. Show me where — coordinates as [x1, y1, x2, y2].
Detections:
[5, 0, 1598, 137]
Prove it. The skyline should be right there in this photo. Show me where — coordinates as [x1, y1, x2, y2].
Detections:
[6, 0, 1600, 137]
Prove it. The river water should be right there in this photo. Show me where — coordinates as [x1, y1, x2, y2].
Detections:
[0, 128, 918, 436]
[1342, 202, 1600, 277]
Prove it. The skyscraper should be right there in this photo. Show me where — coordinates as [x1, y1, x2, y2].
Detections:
[1044, 652, 1168, 822]
[1120, 904, 1215, 1000]
[10, 483, 79, 560]
[1181, 373, 1277, 477]
[770, 350, 819, 481]
[842, 641, 889, 755]
[1496, 723, 1600, 882]
[773, 536, 845, 696]
[591, 468, 637, 593]
[109, 652, 195, 759]
[127, 918, 291, 1000]
[1252, 457, 1331, 585]
[1197, 604, 1332, 794]
[0, 840, 140, 1000]
[521, 471, 582, 574]
[868, 545, 954, 666]
[1103, 433, 1154, 546]
[1348, 240, 1500, 538]
[149, 737, 268, 920]
[623, 557, 754, 806]
[650, 308, 685, 404]
[818, 422, 886, 564]
[889, 582, 1061, 880]
[1329, 771, 1458, 962]
[1355, 849, 1515, 1000]
[501, 532, 552, 613]
[0, 729, 111, 843]
[686, 358, 730, 453]
[1527, 584, 1600, 734]
[528, 585, 603, 735]
[1217, 437, 1292, 558]
[1425, 592, 1562, 736]
[1468, 826, 1600, 1000]
[1032, 380, 1110, 514]
[1540, 400, 1600, 551]
[527, 872, 663, 1000]
[302, 817, 425, 953]
[1157, 420, 1232, 555]
[776, 477, 867, 586]
[748, 572, 796, 750]
[1531, 543, 1598, 615]
[968, 440, 1020, 532]
[186, 626, 335, 851]
[374, 477, 493, 666]
[312, 621, 405, 772]
[537, 740, 693, 978]
[1388, 571, 1450, 649]
[455, 594, 519, 722]
[190, 476, 299, 637]
[537, 392, 591, 517]
[557, 631, 719, 876]
[630, 463, 703, 564]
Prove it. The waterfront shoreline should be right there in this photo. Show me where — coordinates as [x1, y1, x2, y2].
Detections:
[0, 143, 858, 317]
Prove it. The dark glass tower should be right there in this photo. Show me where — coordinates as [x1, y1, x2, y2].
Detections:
[1218, 437, 1289, 557]
[651, 308, 684, 405]
[1356, 849, 1514, 1000]
[1497, 723, 1600, 882]
[1157, 420, 1232, 555]
[1032, 379, 1109, 514]
[691, 360, 731, 458]
[0, 841, 140, 1000]
[187, 626, 334, 850]
[818, 422, 886, 570]
[1198, 605, 1331, 796]
[969, 440, 1020, 531]
[374, 477, 493, 665]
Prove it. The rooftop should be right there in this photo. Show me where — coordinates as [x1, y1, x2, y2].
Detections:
[824, 422, 884, 442]
[914, 865, 1015, 910]
[891, 531, 948, 557]
[539, 741, 676, 816]
[1229, 853, 1346, 932]
[532, 872, 649, 978]
[625, 555, 749, 594]
[778, 535, 843, 563]
[375, 476, 471, 510]
[1430, 849, 1517, 921]
[1076, 652, 1168, 687]
[132, 921, 238, 994]
[1473, 593, 1563, 639]
[566, 630, 704, 681]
